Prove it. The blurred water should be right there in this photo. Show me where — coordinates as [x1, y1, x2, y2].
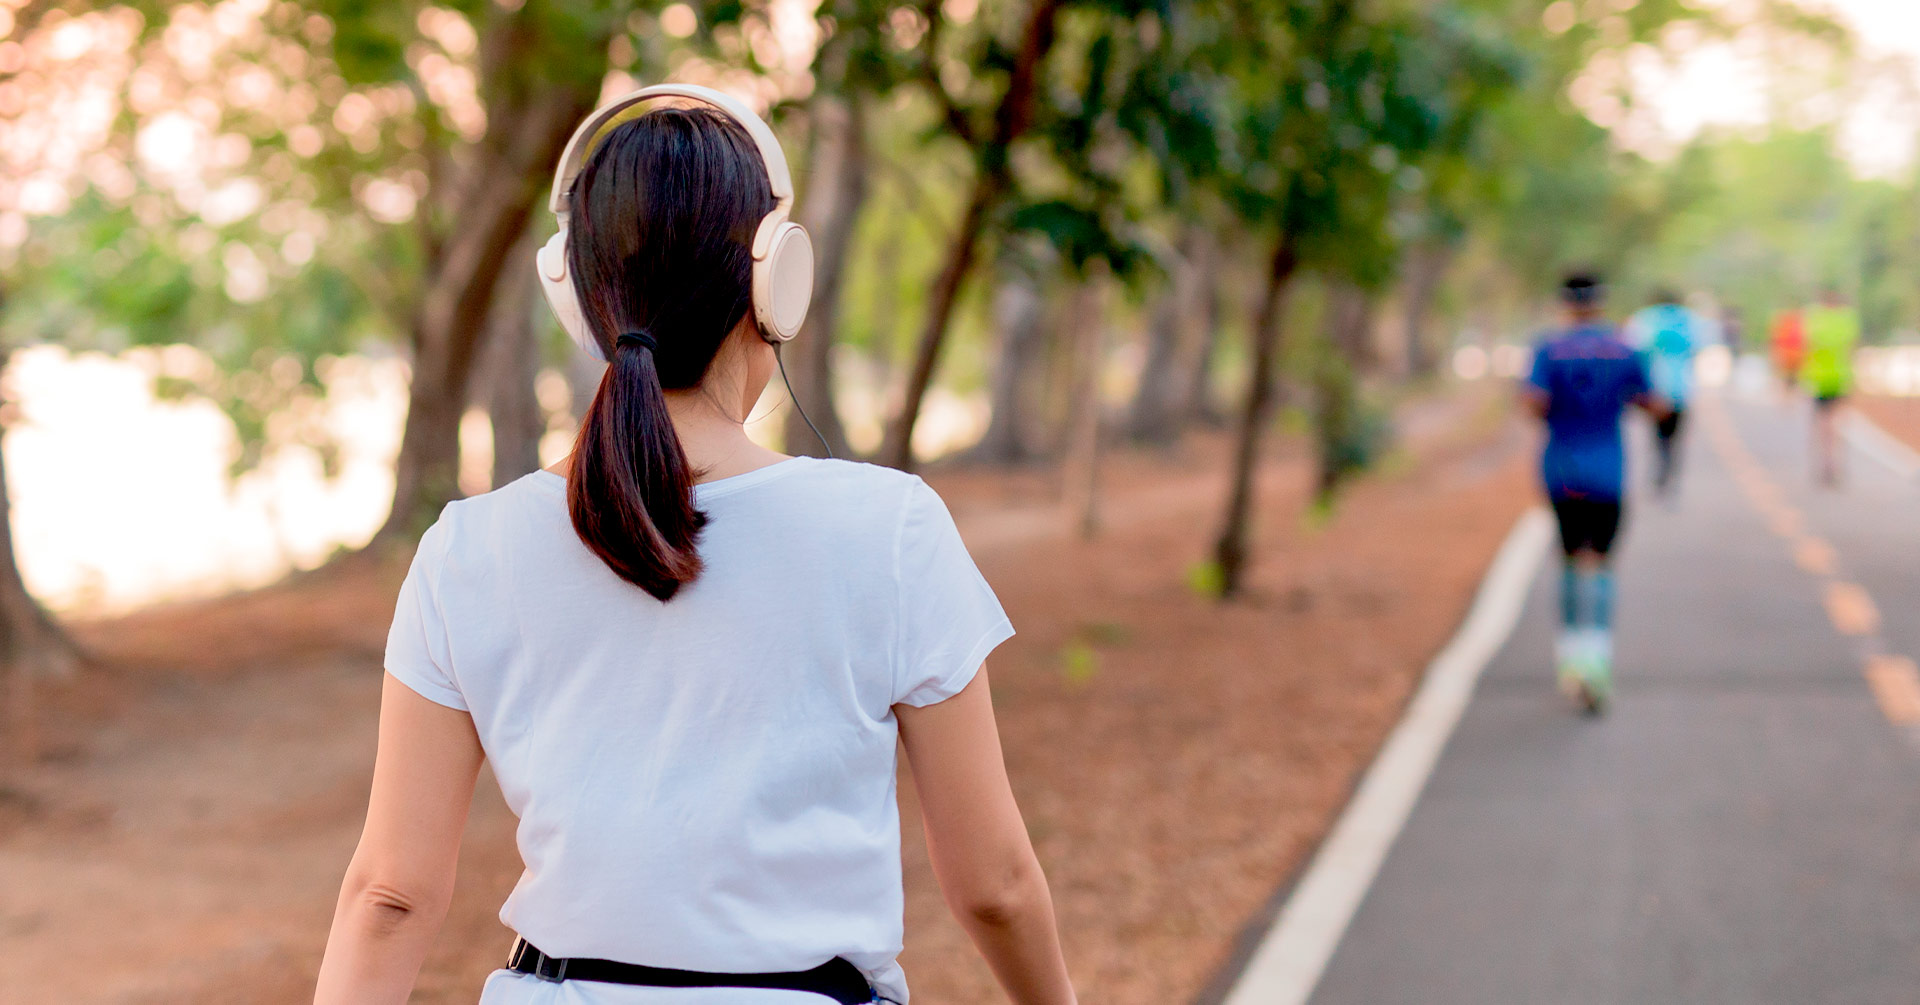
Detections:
[4, 345, 407, 613]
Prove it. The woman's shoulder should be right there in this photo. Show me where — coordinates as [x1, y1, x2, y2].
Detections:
[772, 457, 935, 514]
[412, 470, 565, 562]
[761, 458, 976, 543]
[789, 456, 920, 488]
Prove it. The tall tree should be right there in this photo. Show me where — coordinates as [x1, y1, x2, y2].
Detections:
[971, 243, 1052, 463]
[875, 0, 1063, 469]
[780, 84, 862, 457]
[477, 225, 545, 488]
[1312, 277, 1384, 501]
[1212, 236, 1297, 595]
[0, 346, 77, 762]
[1209, 0, 1511, 596]
[367, 0, 617, 543]
[1125, 225, 1209, 444]
[1182, 232, 1227, 426]
[1058, 263, 1110, 535]
[978, 0, 1204, 459]
[779, 0, 908, 457]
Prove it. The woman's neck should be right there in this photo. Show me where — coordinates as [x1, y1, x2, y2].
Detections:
[545, 325, 790, 486]
[663, 389, 789, 482]
[543, 389, 788, 486]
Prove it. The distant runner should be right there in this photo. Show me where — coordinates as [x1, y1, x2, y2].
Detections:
[1524, 273, 1666, 714]
[1802, 287, 1860, 487]
[1770, 306, 1806, 397]
[1623, 290, 1705, 496]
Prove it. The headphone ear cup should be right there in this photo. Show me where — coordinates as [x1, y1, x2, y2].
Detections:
[753, 221, 814, 343]
[537, 229, 604, 362]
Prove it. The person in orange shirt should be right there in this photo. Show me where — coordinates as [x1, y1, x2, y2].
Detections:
[1770, 307, 1806, 397]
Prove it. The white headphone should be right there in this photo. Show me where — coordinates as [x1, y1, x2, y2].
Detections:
[535, 84, 815, 361]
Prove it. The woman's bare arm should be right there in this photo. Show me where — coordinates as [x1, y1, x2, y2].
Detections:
[315, 673, 484, 1004]
[897, 669, 1075, 1005]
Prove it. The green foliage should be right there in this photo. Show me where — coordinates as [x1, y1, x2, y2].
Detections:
[1007, 199, 1146, 276]
[1058, 639, 1099, 685]
[1310, 355, 1392, 502]
[315, 0, 416, 84]
[997, 0, 1187, 282]
[1185, 559, 1226, 598]
[1057, 618, 1130, 685]
[9, 0, 1912, 506]
[1623, 130, 1920, 343]
[11, 197, 196, 349]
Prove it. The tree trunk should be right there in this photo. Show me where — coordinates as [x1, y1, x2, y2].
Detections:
[1327, 279, 1372, 368]
[1316, 281, 1373, 499]
[970, 255, 1049, 464]
[375, 12, 606, 545]
[867, 225, 903, 363]
[478, 226, 544, 488]
[1212, 236, 1298, 599]
[782, 88, 864, 458]
[0, 405, 79, 766]
[1125, 227, 1205, 444]
[876, 0, 1062, 470]
[1060, 272, 1108, 537]
[1402, 240, 1455, 378]
[1182, 232, 1226, 426]
[876, 181, 997, 470]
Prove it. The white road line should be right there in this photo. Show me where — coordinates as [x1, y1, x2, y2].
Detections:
[1222, 507, 1553, 1005]
[1844, 411, 1920, 481]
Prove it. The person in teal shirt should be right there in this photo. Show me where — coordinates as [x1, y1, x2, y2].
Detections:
[1624, 290, 1710, 496]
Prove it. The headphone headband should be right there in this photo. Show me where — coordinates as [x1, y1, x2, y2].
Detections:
[537, 81, 814, 350]
[546, 83, 794, 221]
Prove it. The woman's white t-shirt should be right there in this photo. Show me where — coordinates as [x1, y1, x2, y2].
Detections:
[384, 458, 1013, 1004]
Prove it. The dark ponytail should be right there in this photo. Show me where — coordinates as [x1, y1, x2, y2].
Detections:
[563, 107, 775, 601]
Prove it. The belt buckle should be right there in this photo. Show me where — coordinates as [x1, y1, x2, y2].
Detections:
[511, 939, 569, 983]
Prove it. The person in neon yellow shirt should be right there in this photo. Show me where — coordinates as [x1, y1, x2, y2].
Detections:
[1802, 287, 1860, 486]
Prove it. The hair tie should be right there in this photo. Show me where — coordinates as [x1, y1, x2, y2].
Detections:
[616, 330, 656, 353]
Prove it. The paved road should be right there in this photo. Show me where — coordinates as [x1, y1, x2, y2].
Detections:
[1311, 390, 1920, 1005]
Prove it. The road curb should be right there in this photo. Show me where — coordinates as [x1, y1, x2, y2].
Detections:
[1210, 506, 1552, 1005]
[1843, 410, 1920, 481]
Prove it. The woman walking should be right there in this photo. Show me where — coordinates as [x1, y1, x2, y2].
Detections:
[315, 86, 1075, 1004]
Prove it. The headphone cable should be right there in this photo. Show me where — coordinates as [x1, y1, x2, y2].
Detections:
[775, 342, 835, 460]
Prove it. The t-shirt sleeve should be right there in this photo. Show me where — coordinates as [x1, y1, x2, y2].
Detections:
[1525, 339, 1553, 394]
[892, 478, 1015, 708]
[384, 515, 468, 711]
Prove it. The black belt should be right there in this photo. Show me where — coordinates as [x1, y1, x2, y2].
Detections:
[507, 937, 875, 1004]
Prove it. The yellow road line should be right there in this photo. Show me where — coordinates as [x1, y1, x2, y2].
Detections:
[1864, 655, 1920, 726]
[1705, 394, 1919, 731]
[1793, 537, 1837, 577]
[1824, 581, 1880, 637]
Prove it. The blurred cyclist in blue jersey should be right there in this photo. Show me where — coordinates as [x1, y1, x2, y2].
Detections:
[1524, 272, 1667, 714]
[1623, 290, 1708, 496]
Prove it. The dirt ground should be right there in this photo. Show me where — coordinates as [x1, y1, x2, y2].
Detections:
[1855, 394, 1920, 454]
[0, 384, 1533, 1004]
